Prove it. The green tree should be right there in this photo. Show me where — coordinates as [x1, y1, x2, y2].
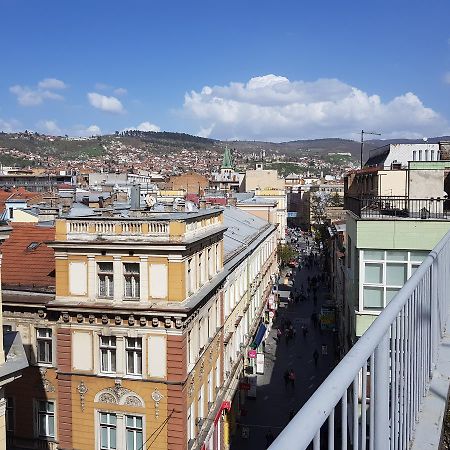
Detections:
[277, 244, 297, 267]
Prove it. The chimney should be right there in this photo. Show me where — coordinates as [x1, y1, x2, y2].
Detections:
[227, 197, 237, 206]
[130, 185, 141, 210]
[199, 199, 206, 209]
[98, 196, 104, 208]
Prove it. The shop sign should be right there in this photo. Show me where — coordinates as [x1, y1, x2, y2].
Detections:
[268, 311, 275, 318]
[256, 353, 265, 375]
[248, 349, 257, 358]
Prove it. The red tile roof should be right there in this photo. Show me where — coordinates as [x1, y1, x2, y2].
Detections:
[1, 223, 55, 291]
[0, 188, 45, 213]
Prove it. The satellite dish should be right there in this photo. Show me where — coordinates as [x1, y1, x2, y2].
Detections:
[145, 194, 156, 208]
[423, 137, 428, 142]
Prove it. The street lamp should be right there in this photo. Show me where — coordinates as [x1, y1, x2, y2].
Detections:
[360, 130, 381, 169]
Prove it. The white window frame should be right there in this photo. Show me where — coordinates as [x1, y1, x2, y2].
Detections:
[98, 262, 114, 298]
[360, 249, 429, 311]
[126, 337, 142, 376]
[125, 415, 143, 450]
[100, 336, 117, 374]
[123, 263, 140, 300]
[99, 412, 117, 450]
[36, 328, 53, 365]
[37, 400, 55, 439]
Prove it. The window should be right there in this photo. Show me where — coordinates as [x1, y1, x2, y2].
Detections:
[100, 412, 117, 450]
[362, 249, 429, 310]
[126, 338, 142, 376]
[124, 263, 140, 299]
[37, 401, 55, 438]
[208, 372, 213, 404]
[215, 244, 221, 271]
[197, 385, 204, 420]
[208, 248, 213, 279]
[187, 404, 195, 442]
[198, 252, 203, 286]
[187, 258, 194, 294]
[37, 329, 52, 364]
[3, 324, 12, 333]
[100, 336, 117, 373]
[98, 262, 114, 298]
[6, 397, 14, 432]
[188, 330, 195, 366]
[126, 415, 143, 450]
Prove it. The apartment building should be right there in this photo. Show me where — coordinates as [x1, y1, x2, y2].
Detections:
[2, 206, 277, 450]
[342, 159, 450, 347]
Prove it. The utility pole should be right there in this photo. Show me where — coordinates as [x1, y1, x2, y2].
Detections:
[360, 130, 381, 169]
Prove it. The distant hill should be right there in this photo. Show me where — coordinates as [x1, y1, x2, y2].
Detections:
[0, 130, 448, 167]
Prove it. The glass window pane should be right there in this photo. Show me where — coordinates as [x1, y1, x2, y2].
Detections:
[410, 250, 429, 262]
[101, 427, 107, 446]
[365, 263, 383, 284]
[386, 263, 407, 286]
[364, 250, 384, 260]
[110, 414, 116, 425]
[110, 427, 116, 449]
[47, 402, 54, 412]
[126, 431, 134, 450]
[363, 287, 384, 309]
[136, 432, 143, 448]
[386, 288, 400, 304]
[49, 416, 54, 437]
[411, 264, 420, 276]
[386, 250, 407, 261]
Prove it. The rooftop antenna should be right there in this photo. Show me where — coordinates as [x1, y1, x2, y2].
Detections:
[360, 130, 381, 169]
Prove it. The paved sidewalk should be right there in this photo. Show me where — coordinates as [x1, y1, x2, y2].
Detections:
[230, 253, 337, 450]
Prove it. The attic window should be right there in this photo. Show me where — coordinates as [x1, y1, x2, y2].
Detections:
[27, 242, 40, 251]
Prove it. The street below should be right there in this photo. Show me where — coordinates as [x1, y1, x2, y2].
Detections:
[231, 243, 338, 450]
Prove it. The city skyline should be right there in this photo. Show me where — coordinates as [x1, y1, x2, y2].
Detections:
[1, 0, 450, 141]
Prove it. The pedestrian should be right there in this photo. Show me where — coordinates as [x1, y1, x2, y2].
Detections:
[292, 327, 296, 340]
[322, 344, 328, 355]
[285, 330, 290, 345]
[311, 312, 318, 328]
[277, 328, 282, 341]
[288, 369, 296, 389]
[302, 325, 308, 338]
[313, 349, 319, 367]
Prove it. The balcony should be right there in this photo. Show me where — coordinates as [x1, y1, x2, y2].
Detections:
[346, 195, 450, 220]
[55, 209, 224, 243]
[268, 230, 450, 450]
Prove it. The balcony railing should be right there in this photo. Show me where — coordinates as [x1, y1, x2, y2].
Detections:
[269, 230, 450, 450]
[345, 195, 450, 220]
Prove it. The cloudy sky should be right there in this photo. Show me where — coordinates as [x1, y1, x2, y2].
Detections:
[1, 0, 450, 141]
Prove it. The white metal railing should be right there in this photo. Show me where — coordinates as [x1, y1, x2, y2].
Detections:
[67, 220, 168, 236]
[269, 230, 450, 450]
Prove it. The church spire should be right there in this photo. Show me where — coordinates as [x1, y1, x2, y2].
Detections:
[221, 146, 234, 170]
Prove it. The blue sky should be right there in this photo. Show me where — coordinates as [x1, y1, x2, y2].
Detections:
[1, 0, 450, 141]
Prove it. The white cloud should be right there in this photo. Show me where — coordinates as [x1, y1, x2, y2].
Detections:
[72, 124, 102, 137]
[38, 78, 67, 90]
[37, 120, 62, 135]
[124, 121, 160, 132]
[10, 83, 64, 106]
[0, 118, 21, 133]
[114, 87, 127, 96]
[183, 74, 450, 141]
[87, 92, 124, 114]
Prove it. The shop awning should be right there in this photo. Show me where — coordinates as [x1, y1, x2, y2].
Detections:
[251, 323, 267, 348]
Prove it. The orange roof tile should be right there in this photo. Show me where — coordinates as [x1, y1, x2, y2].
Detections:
[1, 223, 55, 291]
[0, 188, 45, 214]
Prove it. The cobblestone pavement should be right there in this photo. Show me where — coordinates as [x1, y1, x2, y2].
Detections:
[230, 252, 338, 450]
